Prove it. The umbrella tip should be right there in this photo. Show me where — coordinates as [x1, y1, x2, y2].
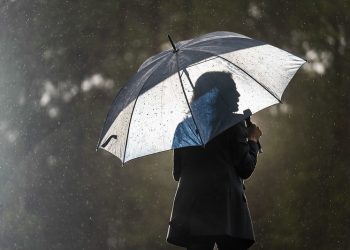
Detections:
[167, 34, 178, 53]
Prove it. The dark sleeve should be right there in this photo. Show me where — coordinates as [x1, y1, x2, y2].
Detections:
[173, 148, 182, 181]
[229, 123, 259, 179]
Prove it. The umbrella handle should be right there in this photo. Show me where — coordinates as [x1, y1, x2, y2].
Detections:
[245, 117, 263, 154]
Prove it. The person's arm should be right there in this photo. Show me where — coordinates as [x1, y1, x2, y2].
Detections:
[229, 123, 260, 179]
[173, 148, 182, 181]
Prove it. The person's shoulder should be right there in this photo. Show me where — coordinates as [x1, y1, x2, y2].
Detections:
[228, 120, 246, 131]
[172, 117, 201, 148]
[226, 120, 247, 138]
[236, 119, 247, 128]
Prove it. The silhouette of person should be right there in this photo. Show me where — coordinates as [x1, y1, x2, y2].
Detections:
[167, 71, 262, 250]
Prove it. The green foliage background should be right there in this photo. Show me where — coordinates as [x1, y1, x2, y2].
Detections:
[0, 0, 349, 249]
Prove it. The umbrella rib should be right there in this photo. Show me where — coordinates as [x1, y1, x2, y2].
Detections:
[182, 48, 282, 104]
[122, 56, 170, 165]
[175, 53, 205, 146]
[137, 50, 172, 72]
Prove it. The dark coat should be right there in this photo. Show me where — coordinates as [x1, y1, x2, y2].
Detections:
[166, 120, 259, 248]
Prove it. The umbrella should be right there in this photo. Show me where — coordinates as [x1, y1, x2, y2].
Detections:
[96, 31, 305, 165]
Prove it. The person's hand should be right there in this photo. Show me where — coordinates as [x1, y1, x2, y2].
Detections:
[247, 123, 262, 142]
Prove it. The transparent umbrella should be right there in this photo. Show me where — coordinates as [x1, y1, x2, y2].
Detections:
[96, 31, 305, 165]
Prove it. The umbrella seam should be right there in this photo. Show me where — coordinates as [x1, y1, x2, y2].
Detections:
[138, 50, 172, 72]
[181, 47, 282, 104]
[122, 56, 171, 165]
[181, 32, 307, 62]
[175, 52, 205, 146]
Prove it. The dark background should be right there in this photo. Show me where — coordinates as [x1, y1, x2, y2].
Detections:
[1, 0, 349, 249]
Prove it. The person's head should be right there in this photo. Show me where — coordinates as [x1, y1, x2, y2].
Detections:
[192, 71, 240, 113]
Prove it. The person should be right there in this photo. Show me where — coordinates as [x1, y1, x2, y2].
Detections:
[166, 71, 262, 250]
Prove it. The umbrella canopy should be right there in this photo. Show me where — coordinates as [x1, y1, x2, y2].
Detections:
[96, 31, 305, 165]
